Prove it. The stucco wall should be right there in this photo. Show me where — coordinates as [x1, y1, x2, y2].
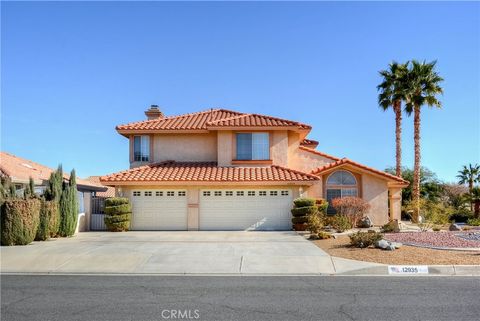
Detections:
[153, 133, 217, 163]
[362, 174, 389, 225]
[271, 131, 289, 167]
[290, 148, 335, 173]
[217, 131, 233, 166]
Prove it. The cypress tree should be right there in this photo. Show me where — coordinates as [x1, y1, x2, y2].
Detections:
[59, 181, 70, 237]
[67, 169, 79, 235]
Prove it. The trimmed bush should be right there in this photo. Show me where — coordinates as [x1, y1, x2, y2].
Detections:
[105, 197, 129, 207]
[326, 215, 352, 232]
[1, 199, 41, 245]
[47, 201, 60, 237]
[291, 206, 318, 217]
[35, 200, 50, 241]
[349, 231, 383, 248]
[293, 198, 316, 207]
[104, 204, 132, 215]
[317, 231, 332, 239]
[307, 211, 324, 235]
[291, 216, 308, 224]
[104, 197, 131, 232]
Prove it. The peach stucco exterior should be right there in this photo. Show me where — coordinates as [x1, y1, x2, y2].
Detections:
[121, 127, 404, 226]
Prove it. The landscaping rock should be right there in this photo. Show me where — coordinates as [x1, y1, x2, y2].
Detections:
[375, 239, 390, 249]
[449, 223, 462, 231]
[390, 242, 402, 249]
[386, 244, 396, 251]
[358, 216, 373, 228]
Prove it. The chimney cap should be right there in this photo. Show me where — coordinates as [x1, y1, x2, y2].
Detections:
[145, 105, 164, 120]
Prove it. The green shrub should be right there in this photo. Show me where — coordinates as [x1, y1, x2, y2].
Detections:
[467, 218, 480, 226]
[104, 204, 132, 215]
[291, 216, 308, 224]
[317, 202, 328, 214]
[381, 220, 399, 233]
[449, 210, 474, 223]
[35, 200, 51, 241]
[105, 197, 130, 207]
[291, 206, 318, 217]
[47, 201, 60, 237]
[327, 215, 352, 232]
[293, 198, 316, 207]
[1, 199, 41, 245]
[349, 231, 383, 248]
[307, 211, 324, 234]
[432, 226, 441, 232]
[317, 231, 332, 239]
[104, 198, 131, 232]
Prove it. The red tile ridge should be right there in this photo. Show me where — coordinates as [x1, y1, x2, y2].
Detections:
[207, 112, 311, 129]
[298, 146, 341, 161]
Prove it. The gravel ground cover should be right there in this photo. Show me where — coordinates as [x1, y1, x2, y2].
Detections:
[313, 236, 480, 265]
[384, 231, 480, 249]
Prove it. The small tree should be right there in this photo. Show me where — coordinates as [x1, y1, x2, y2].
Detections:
[331, 197, 370, 227]
[58, 169, 79, 237]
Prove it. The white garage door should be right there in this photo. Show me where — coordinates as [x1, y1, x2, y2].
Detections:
[199, 189, 293, 231]
[130, 190, 187, 230]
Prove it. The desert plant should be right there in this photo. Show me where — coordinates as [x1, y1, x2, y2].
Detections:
[327, 215, 352, 232]
[293, 198, 316, 207]
[467, 218, 480, 226]
[1, 198, 41, 245]
[317, 231, 332, 239]
[349, 231, 384, 248]
[307, 211, 324, 235]
[381, 220, 398, 233]
[331, 197, 370, 227]
[104, 197, 131, 232]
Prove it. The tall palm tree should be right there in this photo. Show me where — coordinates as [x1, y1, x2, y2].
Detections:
[377, 62, 409, 177]
[404, 60, 444, 222]
[457, 163, 480, 211]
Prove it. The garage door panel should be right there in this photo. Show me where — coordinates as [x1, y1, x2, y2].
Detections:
[131, 190, 187, 231]
[200, 189, 293, 231]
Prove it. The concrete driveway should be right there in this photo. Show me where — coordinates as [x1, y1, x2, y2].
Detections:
[0, 231, 356, 275]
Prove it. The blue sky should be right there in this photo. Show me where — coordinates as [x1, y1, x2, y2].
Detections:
[2, 1, 479, 182]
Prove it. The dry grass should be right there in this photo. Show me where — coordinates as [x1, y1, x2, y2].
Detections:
[313, 235, 480, 265]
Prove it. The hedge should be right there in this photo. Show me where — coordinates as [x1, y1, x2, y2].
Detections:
[291, 206, 318, 217]
[104, 214, 131, 224]
[35, 200, 50, 241]
[293, 198, 316, 207]
[104, 204, 132, 215]
[104, 198, 131, 232]
[105, 198, 130, 207]
[291, 216, 309, 224]
[105, 221, 130, 232]
[1, 199, 41, 246]
[47, 201, 60, 237]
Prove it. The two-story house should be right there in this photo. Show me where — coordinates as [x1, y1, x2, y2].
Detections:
[101, 106, 408, 231]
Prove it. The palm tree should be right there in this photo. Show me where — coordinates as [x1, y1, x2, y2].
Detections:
[377, 62, 409, 177]
[457, 163, 480, 211]
[403, 60, 444, 222]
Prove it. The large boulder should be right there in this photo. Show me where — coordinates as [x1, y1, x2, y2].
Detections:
[358, 216, 373, 228]
[375, 239, 390, 249]
[449, 223, 462, 231]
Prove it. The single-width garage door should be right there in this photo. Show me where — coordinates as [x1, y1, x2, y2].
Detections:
[199, 189, 293, 231]
[130, 190, 187, 230]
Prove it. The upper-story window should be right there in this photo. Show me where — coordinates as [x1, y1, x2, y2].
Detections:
[133, 135, 150, 162]
[236, 133, 270, 160]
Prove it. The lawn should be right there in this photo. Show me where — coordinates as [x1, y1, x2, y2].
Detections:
[313, 235, 480, 265]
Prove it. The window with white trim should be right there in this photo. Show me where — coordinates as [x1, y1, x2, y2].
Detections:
[133, 191, 141, 196]
[281, 190, 289, 196]
[144, 191, 152, 196]
[203, 191, 211, 196]
[214, 191, 222, 196]
[248, 191, 255, 196]
[133, 135, 150, 162]
[236, 191, 244, 196]
[167, 191, 175, 197]
[178, 191, 186, 196]
[156, 191, 163, 196]
[326, 170, 358, 214]
[259, 191, 267, 196]
[225, 191, 233, 196]
[270, 191, 278, 196]
[236, 133, 270, 160]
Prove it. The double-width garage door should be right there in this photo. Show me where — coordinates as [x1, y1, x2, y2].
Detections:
[199, 189, 293, 231]
[130, 190, 187, 230]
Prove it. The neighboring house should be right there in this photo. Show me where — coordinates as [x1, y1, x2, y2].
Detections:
[0, 151, 107, 232]
[87, 176, 116, 198]
[101, 106, 408, 231]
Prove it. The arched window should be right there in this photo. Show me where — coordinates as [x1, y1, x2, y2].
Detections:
[326, 170, 358, 214]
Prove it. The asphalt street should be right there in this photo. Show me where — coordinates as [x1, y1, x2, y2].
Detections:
[1, 275, 479, 321]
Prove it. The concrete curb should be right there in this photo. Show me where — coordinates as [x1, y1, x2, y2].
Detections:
[336, 264, 480, 276]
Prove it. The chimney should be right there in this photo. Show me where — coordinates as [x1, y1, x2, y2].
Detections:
[145, 105, 164, 120]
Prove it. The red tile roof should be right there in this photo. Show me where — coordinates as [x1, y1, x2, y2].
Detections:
[100, 161, 319, 184]
[87, 176, 116, 197]
[116, 109, 311, 132]
[298, 146, 341, 161]
[300, 138, 319, 148]
[311, 158, 409, 184]
[0, 151, 107, 191]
